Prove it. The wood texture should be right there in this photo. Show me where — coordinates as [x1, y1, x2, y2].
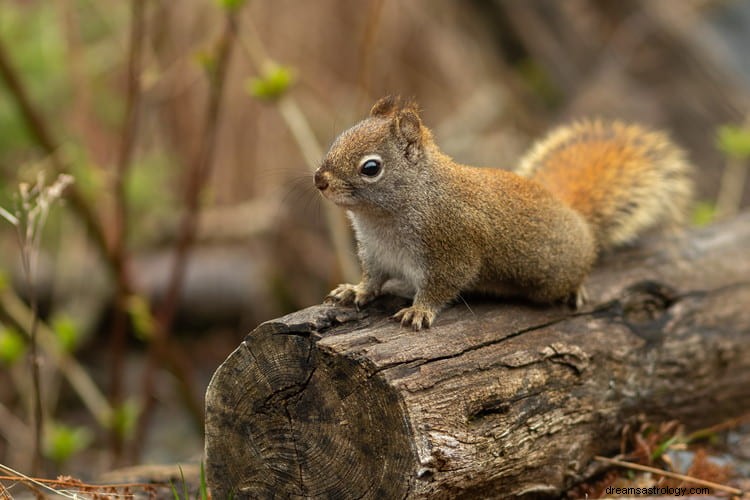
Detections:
[205, 213, 750, 499]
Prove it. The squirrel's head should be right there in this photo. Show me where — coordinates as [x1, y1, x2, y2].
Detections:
[314, 96, 430, 211]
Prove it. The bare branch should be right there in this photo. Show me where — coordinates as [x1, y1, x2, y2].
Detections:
[109, 0, 146, 461]
[132, 5, 243, 459]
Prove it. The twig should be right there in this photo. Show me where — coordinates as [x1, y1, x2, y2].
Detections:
[131, 6, 241, 459]
[158, 10, 236, 360]
[594, 455, 743, 495]
[0, 463, 70, 499]
[109, 0, 145, 460]
[234, 19, 359, 283]
[19, 223, 42, 475]
[1, 459, 173, 497]
[686, 412, 750, 442]
[0, 470, 160, 499]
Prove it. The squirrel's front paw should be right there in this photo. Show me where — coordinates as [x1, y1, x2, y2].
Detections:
[324, 283, 376, 308]
[393, 306, 436, 331]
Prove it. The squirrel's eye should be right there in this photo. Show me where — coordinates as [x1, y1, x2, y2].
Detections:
[360, 158, 382, 178]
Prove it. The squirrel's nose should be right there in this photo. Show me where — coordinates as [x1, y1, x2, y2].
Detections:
[314, 170, 329, 191]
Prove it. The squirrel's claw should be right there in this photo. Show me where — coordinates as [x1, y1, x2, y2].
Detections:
[324, 284, 357, 306]
[393, 306, 436, 331]
[325, 283, 377, 309]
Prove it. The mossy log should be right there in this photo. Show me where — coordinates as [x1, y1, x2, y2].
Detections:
[205, 213, 750, 499]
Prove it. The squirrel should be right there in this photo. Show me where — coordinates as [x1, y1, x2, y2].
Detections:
[314, 96, 693, 330]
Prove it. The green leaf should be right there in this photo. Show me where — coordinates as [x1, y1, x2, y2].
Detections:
[109, 399, 139, 439]
[200, 462, 209, 500]
[0, 269, 8, 291]
[246, 66, 295, 101]
[716, 124, 750, 161]
[194, 49, 216, 76]
[692, 200, 716, 227]
[170, 481, 180, 500]
[216, 0, 247, 11]
[180, 465, 188, 500]
[44, 422, 93, 465]
[127, 295, 156, 341]
[51, 313, 80, 352]
[650, 435, 681, 461]
[0, 325, 26, 365]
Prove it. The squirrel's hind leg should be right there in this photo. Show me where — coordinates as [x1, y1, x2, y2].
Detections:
[393, 305, 436, 331]
[393, 279, 465, 331]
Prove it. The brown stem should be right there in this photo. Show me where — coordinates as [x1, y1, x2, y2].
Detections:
[131, 8, 240, 460]
[28, 279, 42, 475]
[19, 240, 43, 475]
[109, 0, 145, 462]
[356, 0, 386, 109]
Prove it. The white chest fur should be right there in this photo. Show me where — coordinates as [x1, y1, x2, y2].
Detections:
[348, 211, 424, 291]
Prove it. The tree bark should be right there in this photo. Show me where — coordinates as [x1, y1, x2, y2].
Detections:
[205, 213, 750, 499]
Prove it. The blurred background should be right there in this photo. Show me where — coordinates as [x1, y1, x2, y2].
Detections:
[0, 0, 749, 482]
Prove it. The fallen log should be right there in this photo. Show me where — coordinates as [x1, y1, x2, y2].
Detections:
[205, 213, 750, 499]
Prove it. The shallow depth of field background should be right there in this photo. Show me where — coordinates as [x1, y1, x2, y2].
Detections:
[0, 0, 748, 480]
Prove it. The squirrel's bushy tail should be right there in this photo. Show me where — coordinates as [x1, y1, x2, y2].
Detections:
[516, 120, 694, 250]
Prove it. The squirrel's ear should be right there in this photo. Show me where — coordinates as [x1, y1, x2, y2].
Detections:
[370, 96, 398, 117]
[394, 108, 422, 147]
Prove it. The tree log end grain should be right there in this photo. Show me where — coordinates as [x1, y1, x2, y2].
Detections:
[205, 301, 418, 499]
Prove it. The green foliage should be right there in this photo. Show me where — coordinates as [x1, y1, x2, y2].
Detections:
[44, 422, 93, 465]
[126, 152, 178, 245]
[170, 478, 180, 500]
[51, 313, 81, 352]
[650, 435, 680, 461]
[127, 295, 156, 341]
[246, 66, 296, 101]
[716, 124, 750, 161]
[217, 0, 247, 11]
[195, 49, 217, 77]
[64, 144, 104, 201]
[0, 325, 25, 365]
[109, 399, 139, 440]
[170, 464, 210, 500]
[0, 4, 69, 156]
[0, 1, 128, 171]
[0, 269, 8, 291]
[691, 200, 716, 227]
[199, 462, 209, 500]
[170, 466, 189, 500]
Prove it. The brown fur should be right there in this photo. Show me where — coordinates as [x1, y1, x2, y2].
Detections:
[315, 98, 693, 330]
